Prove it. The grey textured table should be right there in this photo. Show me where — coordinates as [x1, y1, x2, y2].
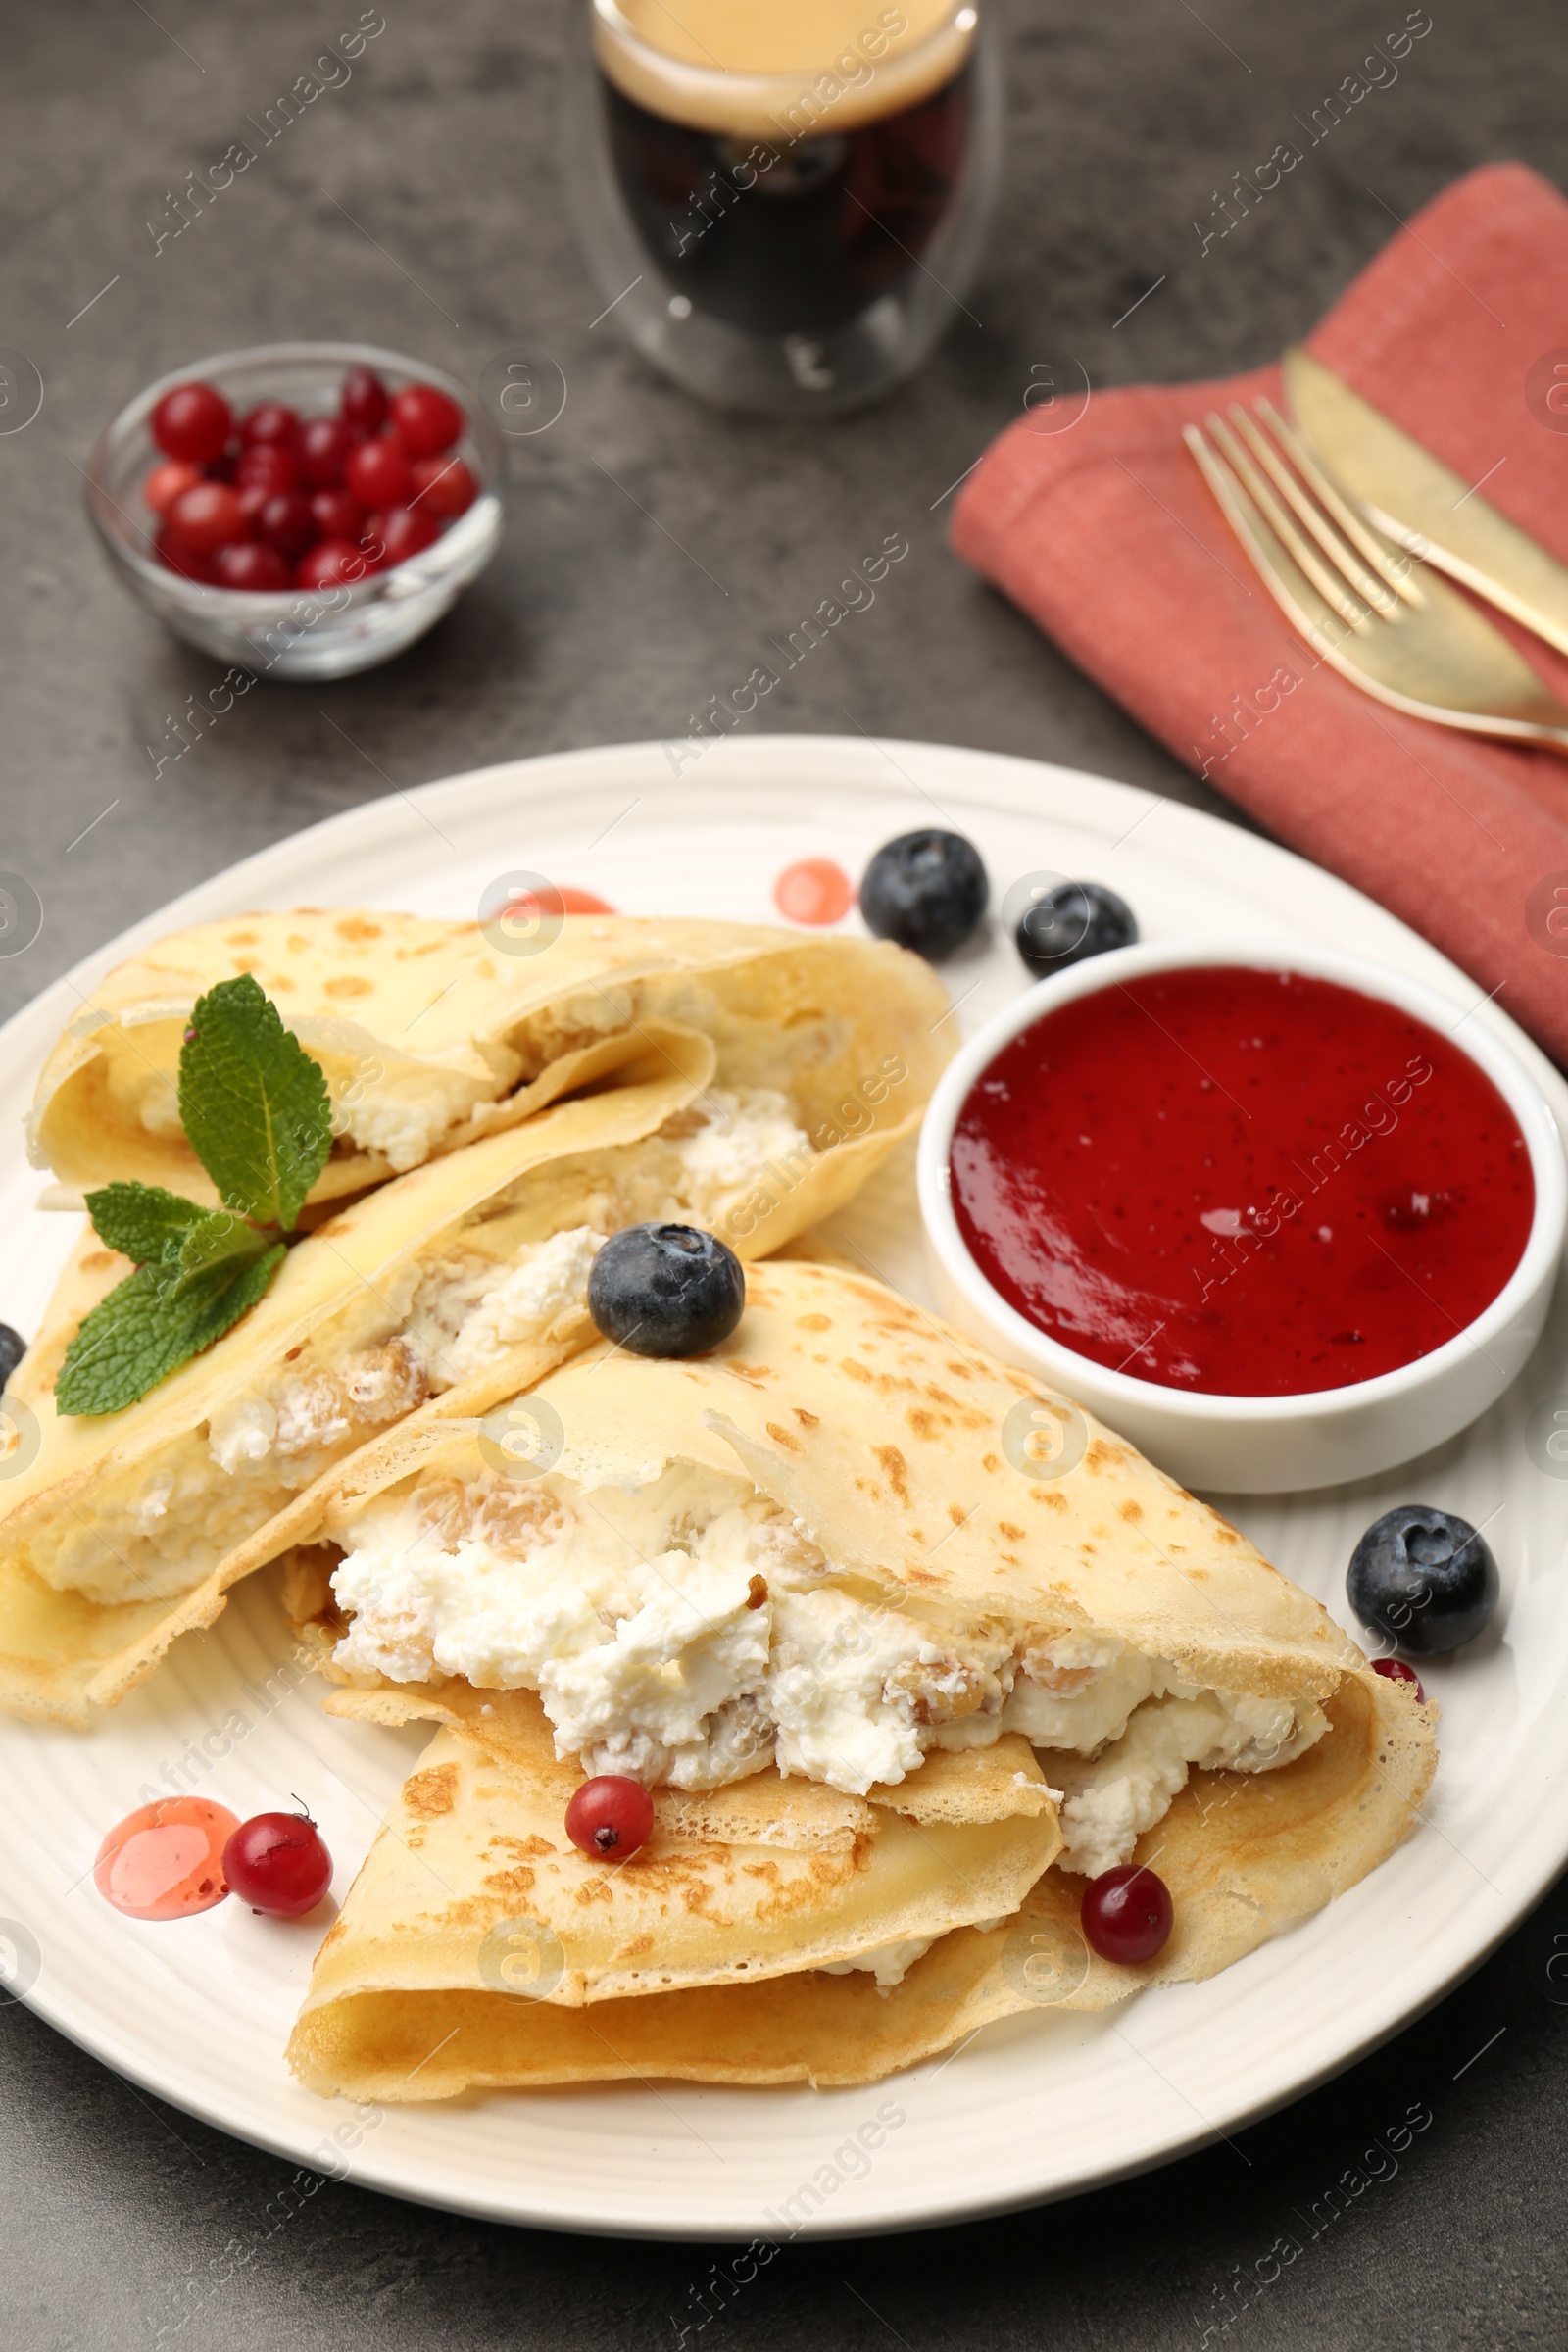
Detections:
[4, 2, 1567, 2344]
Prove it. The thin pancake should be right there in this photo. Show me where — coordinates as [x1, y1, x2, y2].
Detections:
[285, 1671, 1432, 2097]
[289, 1715, 1059, 2010]
[30, 910, 952, 1206]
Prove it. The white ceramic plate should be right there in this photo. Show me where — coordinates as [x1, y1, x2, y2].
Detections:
[3, 735, 1565, 2241]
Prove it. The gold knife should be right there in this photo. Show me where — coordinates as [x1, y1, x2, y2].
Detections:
[1283, 345, 1568, 660]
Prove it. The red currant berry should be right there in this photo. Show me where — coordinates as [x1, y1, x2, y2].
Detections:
[143, 458, 203, 515]
[155, 523, 220, 583]
[295, 538, 370, 591]
[1372, 1657, 1426, 1702]
[239, 399, 298, 448]
[408, 455, 477, 518]
[1080, 1864, 1174, 1965]
[339, 363, 389, 435]
[151, 381, 232, 464]
[564, 1776, 655, 1860]
[345, 434, 411, 509]
[236, 442, 300, 497]
[309, 487, 365, 541]
[215, 541, 290, 590]
[297, 416, 353, 489]
[257, 491, 317, 561]
[389, 382, 466, 459]
[222, 1808, 332, 1918]
[375, 504, 442, 565]
[166, 481, 246, 554]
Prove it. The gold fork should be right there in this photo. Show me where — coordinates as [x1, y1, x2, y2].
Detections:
[1183, 396, 1568, 756]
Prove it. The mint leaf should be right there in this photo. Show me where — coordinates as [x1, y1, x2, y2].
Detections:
[177, 1210, 272, 1284]
[177, 974, 332, 1229]
[56, 1244, 286, 1417]
[85, 1181, 210, 1266]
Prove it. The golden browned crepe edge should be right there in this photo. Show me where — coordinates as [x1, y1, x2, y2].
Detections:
[285, 1672, 1434, 2097]
[31, 913, 953, 1207]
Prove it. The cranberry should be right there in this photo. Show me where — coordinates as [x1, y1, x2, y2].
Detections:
[296, 538, 371, 590]
[309, 487, 365, 541]
[95, 1798, 239, 1920]
[155, 524, 220, 583]
[205, 437, 242, 483]
[375, 504, 441, 565]
[143, 458, 203, 515]
[296, 414, 353, 488]
[167, 480, 246, 554]
[339, 363, 389, 435]
[222, 1808, 333, 1918]
[345, 433, 411, 509]
[236, 442, 300, 497]
[257, 491, 317, 561]
[239, 399, 299, 448]
[409, 454, 477, 518]
[1373, 1656, 1427, 1702]
[237, 481, 272, 533]
[151, 380, 232, 464]
[216, 541, 290, 590]
[565, 1775, 655, 1860]
[1080, 1864, 1174, 1965]
[389, 381, 466, 459]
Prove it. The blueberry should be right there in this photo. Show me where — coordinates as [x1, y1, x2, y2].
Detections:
[1015, 882, 1138, 977]
[859, 830, 988, 961]
[1348, 1505, 1499, 1657]
[587, 1224, 745, 1358]
[0, 1324, 24, 1390]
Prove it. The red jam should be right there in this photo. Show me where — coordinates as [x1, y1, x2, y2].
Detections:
[951, 966, 1535, 1397]
[774, 858, 854, 926]
[94, 1798, 239, 1920]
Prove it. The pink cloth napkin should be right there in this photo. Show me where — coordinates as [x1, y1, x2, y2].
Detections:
[952, 162, 1568, 1067]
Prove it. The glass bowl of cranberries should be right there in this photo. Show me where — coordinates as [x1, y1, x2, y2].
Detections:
[84, 342, 502, 679]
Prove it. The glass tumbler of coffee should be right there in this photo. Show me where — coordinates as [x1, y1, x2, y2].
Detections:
[565, 0, 1002, 415]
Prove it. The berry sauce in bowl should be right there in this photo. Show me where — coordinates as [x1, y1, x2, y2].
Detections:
[951, 964, 1535, 1397]
[918, 943, 1567, 1493]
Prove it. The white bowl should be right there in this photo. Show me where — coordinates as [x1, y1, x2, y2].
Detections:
[917, 940, 1567, 1493]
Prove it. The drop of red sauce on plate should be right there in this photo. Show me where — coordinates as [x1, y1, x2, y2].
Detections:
[551, 887, 616, 915]
[94, 1798, 240, 1921]
[773, 858, 853, 926]
[503, 885, 615, 920]
[951, 966, 1535, 1397]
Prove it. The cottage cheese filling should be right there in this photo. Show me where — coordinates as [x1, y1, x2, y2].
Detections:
[327, 1458, 1329, 1858]
[37, 1091, 813, 1608]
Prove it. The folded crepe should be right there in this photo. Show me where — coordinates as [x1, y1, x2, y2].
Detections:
[0, 1021, 923, 1724]
[283, 1259, 1435, 2092]
[29, 908, 949, 1208]
[286, 1691, 1060, 2096]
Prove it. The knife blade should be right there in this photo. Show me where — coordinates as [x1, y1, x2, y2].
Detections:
[1283, 345, 1568, 660]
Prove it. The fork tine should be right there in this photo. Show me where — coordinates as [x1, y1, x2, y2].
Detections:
[1226, 404, 1400, 618]
[1254, 395, 1424, 607]
[1202, 412, 1375, 631]
[1181, 421, 1373, 639]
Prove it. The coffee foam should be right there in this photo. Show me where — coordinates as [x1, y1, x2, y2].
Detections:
[593, 0, 977, 140]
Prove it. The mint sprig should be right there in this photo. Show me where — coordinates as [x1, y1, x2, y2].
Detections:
[177, 972, 332, 1229]
[56, 976, 332, 1417]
